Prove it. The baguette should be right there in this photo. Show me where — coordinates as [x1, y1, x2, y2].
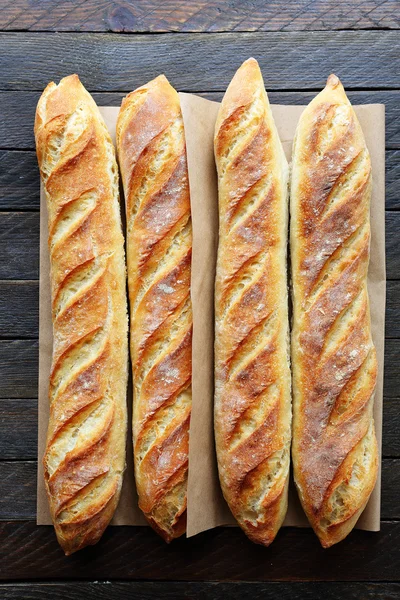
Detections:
[35, 75, 128, 555]
[116, 75, 192, 542]
[290, 74, 378, 547]
[214, 58, 291, 546]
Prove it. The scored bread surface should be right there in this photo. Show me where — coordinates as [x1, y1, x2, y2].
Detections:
[34, 75, 128, 555]
[116, 75, 192, 542]
[290, 75, 378, 547]
[214, 58, 291, 546]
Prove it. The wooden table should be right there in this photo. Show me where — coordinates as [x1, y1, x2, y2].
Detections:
[1, 2, 399, 598]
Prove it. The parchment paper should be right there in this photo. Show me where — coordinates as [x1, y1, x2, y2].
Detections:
[37, 99, 385, 536]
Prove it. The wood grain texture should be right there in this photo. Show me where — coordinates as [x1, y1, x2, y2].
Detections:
[1, 521, 400, 581]
[386, 212, 400, 278]
[0, 282, 38, 337]
[0, 400, 37, 459]
[1, 150, 399, 214]
[10, 212, 400, 284]
[0, 151, 39, 209]
[6, 212, 400, 284]
[3, 148, 400, 210]
[386, 150, 400, 209]
[0, 144, 399, 213]
[0, 462, 36, 520]
[387, 281, 400, 336]
[0, 340, 38, 398]
[1, 458, 399, 521]
[0, 213, 39, 279]
[8, 394, 400, 464]
[0, 1, 398, 33]
[2, 91, 399, 151]
[1, 32, 400, 92]
[384, 339, 400, 398]
[1, 582, 400, 600]
[0, 394, 398, 461]
[2, 337, 399, 402]
[0, 14, 398, 586]
[383, 398, 400, 456]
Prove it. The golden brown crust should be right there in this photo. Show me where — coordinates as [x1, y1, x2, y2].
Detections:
[214, 58, 291, 546]
[116, 75, 191, 542]
[290, 74, 379, 548]
[34, 75, 128, 555]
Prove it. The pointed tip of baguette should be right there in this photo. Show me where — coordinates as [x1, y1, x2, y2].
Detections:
[151, 73, 170, 85]
[326, 73, 341, 88]
[144, 73, 178, 97]
[243, 56, 259, 66]
[58, 73, 81, 87]
[238, 57, 261, 74]
[231, 56, 263, 88]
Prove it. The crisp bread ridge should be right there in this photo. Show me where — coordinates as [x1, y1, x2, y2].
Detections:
[290, 74, 379, 548]
[214, 58, 292, 546]
[35, 75, 128, 555]
[116, 75, 192, 542]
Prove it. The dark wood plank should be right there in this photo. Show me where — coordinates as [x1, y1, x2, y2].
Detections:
[2, 337, 398, 401]
[0, 213, 39, 279]
[386, 212, 400, 279]
[385, 339, 400, 398]
[12, 277, 399, 336]
[0, 208, 396, 292]
[0, 151, 39, 210]
[1, 582, 400, 600]
[0, 462, 36, 520]
[1, 520, 400, 581]
[2, 147, 399, 210]
[0, 1, 398, 33]
[0, 92, 126, 151]
[0, 340, 38, 398]
[1, 32, 400, 92]
[0, 282, 38, 338]
[12, 212, 400, 283]
[382, 459, 400, 518]
[383, 398, 400, 457]
[2, 90, 399, 152]
[2, 457, 398, 521]
[0, 400, 37, 460]
[387, 281, 400, 338]
[387, 150, 400, 209]
[0, 393, 398, 461]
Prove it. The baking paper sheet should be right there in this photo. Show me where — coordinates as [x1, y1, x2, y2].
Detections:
[37, 98, 385, 536]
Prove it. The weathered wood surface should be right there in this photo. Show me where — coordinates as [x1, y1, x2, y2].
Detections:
[1, 32, 400, 92]
[1, 395, 399, 461]
[2, 90, 399, 151]
[2, 147, 399, 211]
[0, 151, 39, 209]
[1, 458, 399, 521]
[0, 400, 37, 460]
[0, 282, 38, 337]
[387, 150, 400, 208]
[1, 521, 400, 581]
[0, 1, 398, 33]
[0, 340, 38, 398]
[0, 213, 39, 280]
[1, 582, 400, 600]
[0, 212, 398, 280]
[0, 4, 399, 590]
[0, 276, 398, 341]
[1, 278, 398, 341]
